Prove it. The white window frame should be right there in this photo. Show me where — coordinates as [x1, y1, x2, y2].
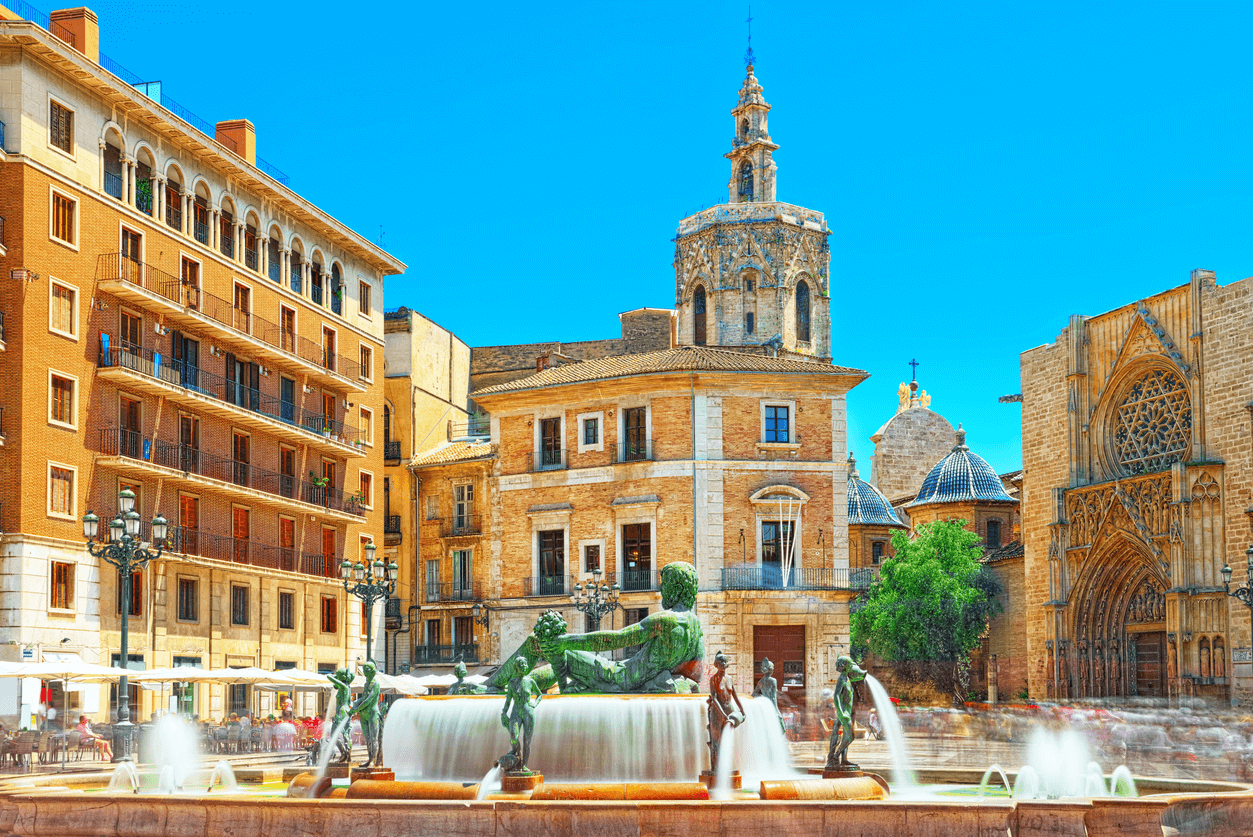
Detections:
[359, 343, 373, 382]
[232, 279, 254, 334]
[612, 498, 659, 589]
[358, 468, 374, 509]
[359, 406, 374, 446]
[529, 507, 572, 589]
[749, 486, 809, 572]
[48, 369, 79, 431]
[532, 411, 566, 470]
[358, 280, 372, 319]
[578, 538, 606, 578]
[617, 401, 653, 461]
[47, 93, 76, 161]
[576, 411, 604, 454]
[47, 461, 78, 521]
[48, 278, 79, 340]
[49, 560, 76, 614]
[49, 187, 79, 251]
[760, 399, 798, 445]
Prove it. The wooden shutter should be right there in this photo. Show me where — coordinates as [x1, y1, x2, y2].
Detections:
[249, 363, 260, 411]
[224, 353, 236, 404]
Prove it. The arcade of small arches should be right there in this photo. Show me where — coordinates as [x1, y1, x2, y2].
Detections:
[687, 273, 813, 346]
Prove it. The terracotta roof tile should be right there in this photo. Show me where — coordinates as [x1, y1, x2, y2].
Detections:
[471, 346, 866, 396]
[409, 441, 495, 468]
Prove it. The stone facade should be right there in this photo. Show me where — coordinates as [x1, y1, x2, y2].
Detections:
[0, 14, 403, 722]
[1021, 270, 1253, 706]
[869, 399, 956, 505]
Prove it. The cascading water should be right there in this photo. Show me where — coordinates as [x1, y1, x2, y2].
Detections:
[711, 724, 737, 800]
[207, 760, 238, 793]
[384, 694, 798, 786]
[311, 709, 354, 789]
[474, 766, 503, 801]
[151, 715, 200, 792]
[865, 676, 917, 791]
[107, 761, 140, 793]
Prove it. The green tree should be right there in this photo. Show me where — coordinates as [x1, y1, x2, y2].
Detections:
[850, 520, 1002, 705]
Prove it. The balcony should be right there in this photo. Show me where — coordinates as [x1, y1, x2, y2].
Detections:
[385, 596, 402, 629]
[94, 427, 365, 523]
[619, 567, 657, 592]
[528, 449, 566, 472]
[717, 565, 877, 591]
[165, 204, 182, 231]
[194, 219, 209, 245]
[97, 253, 365, 392]
[384, 440, 402, 461]
[384, 515, 402, 535]
[97, 345, 364, 458]
[442, 515, 481, 538]
[268, 260, 281, 283]
[524, 575, 572, 597]
[136, 181, 154, 216]
[412, 644, 479, 665]
[245, 247, 258, 271]
[220, 233, 234, 259]
[614, 438, 654, 464]
[162, 525, 338, 579]
[104, 170, 123, 200]
[436, 582, 482, 603]
[448, 417, 490, 440]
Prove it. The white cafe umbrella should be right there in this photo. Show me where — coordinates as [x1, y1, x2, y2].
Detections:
[0, 660, 130, 770]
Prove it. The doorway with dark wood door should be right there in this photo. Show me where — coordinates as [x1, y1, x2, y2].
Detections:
[754, 625, 807, 719]
[1134, 631, 1166, 698]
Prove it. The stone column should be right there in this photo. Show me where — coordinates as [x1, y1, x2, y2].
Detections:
[97, 139, 107, 192]
[122, 157, 133, 204]
[238, 222, 247, 265]
[154, 177, 165, 221]
[183, 194, 192, 236]
[210, 209, 219, 250]
[282, 249, 290, 287]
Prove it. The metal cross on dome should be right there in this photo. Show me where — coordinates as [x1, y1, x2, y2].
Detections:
[744, 6, 756, 67]
[909, 358, 919, 381]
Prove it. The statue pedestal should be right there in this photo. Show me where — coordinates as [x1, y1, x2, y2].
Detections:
[822, 766, 862, 779]
[699, 770, 741, 790]
[325, 764, 351, 779]
[350, 766, 395, 783]
[501, 771, 542, 793]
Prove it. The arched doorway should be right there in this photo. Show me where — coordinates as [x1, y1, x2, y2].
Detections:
[1068, 538, 1168, 698]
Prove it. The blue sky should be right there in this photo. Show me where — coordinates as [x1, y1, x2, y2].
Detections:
[81, 1, 1253, 474]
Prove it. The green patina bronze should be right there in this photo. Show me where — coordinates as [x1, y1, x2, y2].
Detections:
[448, 661, 477, 695]
[326, 667, 355, 764]
[752, 656, 785, 734]
[497, 657, 544, 774]
[706, 650, 746, 777]
[824, 655, 868, 771]
[487, 562, 704, 694]
[349, 660, 384, 767]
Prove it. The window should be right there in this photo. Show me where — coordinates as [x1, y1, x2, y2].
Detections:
[454, 483, 474, 532]
[761, 521, 796, 587]
[745, 276, 755, 293]
[120, 310, 142, 351]
[50, 562, 74, 611]
[121, 228, 142, 278]
[425, 559, 440, 603]
[116, 570, 142, 616]
[359, 345, 372, 381]
[51, 191, 76, 245]
[745, 311, 755, 335]
[537, 530, 565, 594]
[177, 577, 198, 622]
[359, 281, 371, 316]
[359, 471, 373, 508]
[359, 407, 373, 444]
[232, 506, 251, 563]
[49, 281, 77, 338]
[280, 306, 296, 353]
[322, 327, 337, 371]
[986, 519, 1002, 549]
[181, 258, 200, 309]
[48, 464, 75, 518]
[233, 284, 251, 333]
[871, 541, 885, 565]
[230, 585, 250, 626]
[452, 549, 474, 599]
[796, 279, 811, 343]
[738, 159, 753, 201]
[621, 524, 652, 590]
[49, 373, 75, 428]
[49, 99, 73, 154]
[278, 590, 295, 630]
[623, 406, 648, 461]
[693, 285, 707, 345]
[764, 404, 790, 443]
[539, 417, 562, 468]
[426, 495, 439, 520]
[584, 543, 601, 573]
[425, 618, 442, 647]
[279, 517, 296, 569]
[232, 432, 250, 487]
[320, 596, 338, 633]
[583, 417, 599, 446]
[361, 601, 369, 638]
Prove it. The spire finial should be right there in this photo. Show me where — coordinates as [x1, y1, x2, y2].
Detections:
[744, 5, 756, 68]
[954, 423, 968, 451]
[848, 451, 859, 480]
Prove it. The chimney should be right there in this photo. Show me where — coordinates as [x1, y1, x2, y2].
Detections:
[49, 7, 98, 62]
[215, 119, 256, 165]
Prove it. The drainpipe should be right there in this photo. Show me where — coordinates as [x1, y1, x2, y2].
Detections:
[413, 475, 421, 665]
[690, 372, 698, 583]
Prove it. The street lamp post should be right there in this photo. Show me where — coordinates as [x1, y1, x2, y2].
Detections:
[570, 568, 620, 631]
[1221, 544, 1253, 615]
[341, 542, 397, 665]
[82, 488, 168, 762]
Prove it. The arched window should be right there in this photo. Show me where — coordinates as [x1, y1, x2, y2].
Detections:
[796, 279, 811, 343]
[694, 285, 707, 345]
[738, 160, 753, 202]
[739, 118, 749, 141]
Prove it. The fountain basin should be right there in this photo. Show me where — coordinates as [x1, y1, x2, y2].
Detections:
[531, 783, 710, 801]
[760, 775, 889, 801]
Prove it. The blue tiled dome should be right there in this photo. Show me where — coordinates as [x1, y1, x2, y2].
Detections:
[907, 425, 1014, 508]
[847, 454, 906, 527]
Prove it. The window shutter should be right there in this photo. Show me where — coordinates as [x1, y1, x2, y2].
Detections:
[225, 353, 236, 405]
[249, 363, 260, 411]
[171, 330, 182, 361]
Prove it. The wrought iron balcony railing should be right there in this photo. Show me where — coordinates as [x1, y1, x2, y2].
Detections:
[95, 427, 364, 518]
[384, 515, 402, 534]
[384, 440, 402, 461]
[717, 565, 878, 591]
[448, 417, 490, 440]
[619, 567, 657, 592]
[104, 170, 123, 199]
[245, 247, 258, 271]
[437, 582, 482, 603]
[523, 575, 572, 597]
[194, 219, 209, 245]
[160, 525, 334, 579]
[614, 438, 654, 464]
[99, 253, 362, 380]
[412, 644, 479, 665]
[442, 515, 481, 538]
[528, 449, 566, 472]
[268, 260, 281, 283]
[136, 180, 154, 215]
[165, 204, 182, 231]
[220, 233, 234, 259]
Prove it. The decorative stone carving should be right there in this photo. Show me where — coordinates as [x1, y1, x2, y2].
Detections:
[1112, 369, 1192, 475]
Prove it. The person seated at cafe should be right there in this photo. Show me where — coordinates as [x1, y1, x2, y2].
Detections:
[75, 715, 113, 760]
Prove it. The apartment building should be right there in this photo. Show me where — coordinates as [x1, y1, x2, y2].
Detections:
[0, 7, 405, 720]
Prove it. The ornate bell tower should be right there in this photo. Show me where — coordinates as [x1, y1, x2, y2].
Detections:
[726, 64, 778, 204]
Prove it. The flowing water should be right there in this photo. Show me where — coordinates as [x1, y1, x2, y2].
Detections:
[106, 761, 140, 793]
[977, 733, 1137, 800]
[207, 760, 238, 793]
[384, 694, 797, 786]
[474, 766, 503, 800]
[711, 723, 737, 800]
[311, 707, 354, 790]
[865, 676, 917, 791]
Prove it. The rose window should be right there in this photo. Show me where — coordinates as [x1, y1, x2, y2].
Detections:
[1112, 369, 1192, 474]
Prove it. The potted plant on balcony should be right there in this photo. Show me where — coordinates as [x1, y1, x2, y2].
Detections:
[321, 425, 332, 439]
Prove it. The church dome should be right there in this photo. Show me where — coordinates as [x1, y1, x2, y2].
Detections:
[907, 425, 1015, 508]
[847, 454, 906, 527]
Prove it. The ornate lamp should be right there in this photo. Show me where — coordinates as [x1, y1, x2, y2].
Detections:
[342, 540, 396, 669]
[1221, 544, 1253, 614]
